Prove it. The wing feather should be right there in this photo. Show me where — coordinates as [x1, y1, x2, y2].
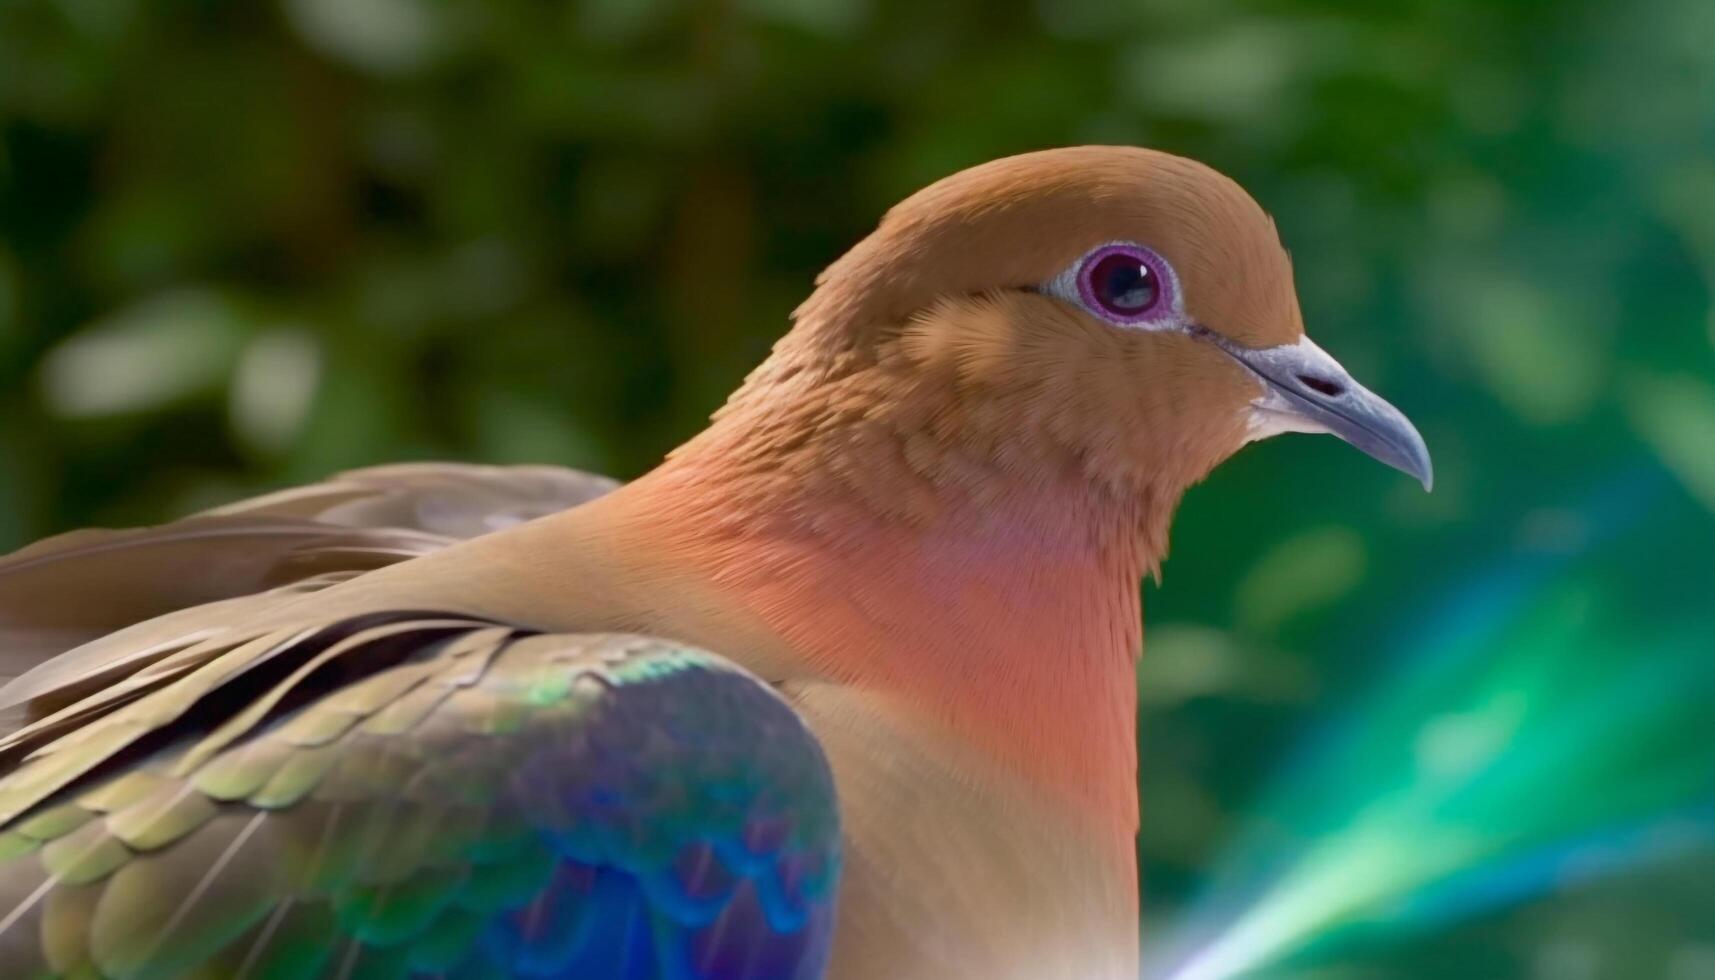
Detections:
[0, 464, 838, 978]
[0, 615, 840, 979]
[202, 463, 619, 538]
[0, 462, 616, 723]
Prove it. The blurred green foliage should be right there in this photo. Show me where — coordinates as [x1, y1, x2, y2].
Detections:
[2, 0, 1713, 977]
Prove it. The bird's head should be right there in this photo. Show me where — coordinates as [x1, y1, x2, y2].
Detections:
[761, 146, 1430, 516]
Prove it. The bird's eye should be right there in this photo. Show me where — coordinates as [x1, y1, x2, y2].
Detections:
[1042, 241, 1179, 328]
[1085, 250, 1159, 316]
[1043, 242, 1177, 327]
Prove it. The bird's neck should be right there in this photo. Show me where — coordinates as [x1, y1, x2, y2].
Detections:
[616, 342, 1184, 831]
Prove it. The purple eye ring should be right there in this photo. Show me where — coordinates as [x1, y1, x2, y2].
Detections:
[1076, 244, 1169, 324]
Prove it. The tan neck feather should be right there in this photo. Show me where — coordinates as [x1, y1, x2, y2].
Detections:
[682, 290, 1249, 573]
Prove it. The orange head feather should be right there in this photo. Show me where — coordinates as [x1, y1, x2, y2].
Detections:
[797, 145, 1302, 348]
[705, 146, 1427, 567]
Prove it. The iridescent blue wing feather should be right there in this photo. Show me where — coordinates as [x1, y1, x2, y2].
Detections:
[0, 616, 840, 979]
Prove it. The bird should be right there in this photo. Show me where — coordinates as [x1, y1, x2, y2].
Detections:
[0, 146, 1430, 980]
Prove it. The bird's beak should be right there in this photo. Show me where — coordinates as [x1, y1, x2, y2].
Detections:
[1200, 330, 1434, 491]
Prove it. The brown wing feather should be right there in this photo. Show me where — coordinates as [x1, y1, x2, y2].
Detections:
[200, 462, 619, 538]
[0, 463, 616, 734]
[0, 519, 445, 669]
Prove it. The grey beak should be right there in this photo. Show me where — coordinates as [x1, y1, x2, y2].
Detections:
[1198, 329, 1434, 491]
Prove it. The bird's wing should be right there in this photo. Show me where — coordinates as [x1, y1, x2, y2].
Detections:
[0, 464, 618, 724]
[196, 462, 620, 538]
[0, 612, 840, 979]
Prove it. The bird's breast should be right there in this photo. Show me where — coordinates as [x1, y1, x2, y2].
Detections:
[788, 680, 1140, 980]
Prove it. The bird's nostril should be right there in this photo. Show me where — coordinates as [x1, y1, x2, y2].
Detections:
[1299, 375, 1344, 397]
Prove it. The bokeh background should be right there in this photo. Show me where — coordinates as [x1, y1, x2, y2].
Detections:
[2, 0, 1713, 977]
